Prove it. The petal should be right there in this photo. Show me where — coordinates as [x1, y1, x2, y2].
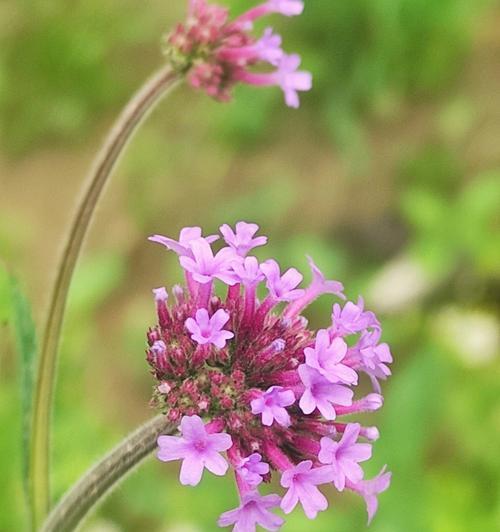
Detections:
[299, 389, 316, 415]
[342, 443, 372, 462]
[262, 409, 274, 426]
[331, 385, 354, 406]
[307, 465, 336, 485]
[179, 456, 204, 486]
[279, 389, 296, 406]
[342, 460, 364, 484]
[204, 451, 229, 476]
[316, 398, 336, 420]
[180, 415, 206, 441]
[184, 317, 199, 335]
[339, 423, 361, 448]
[156, 436, 187, 462]
[297, 484, 328, 519]
[272, 407, 291, 428]
[208, 432, 233, 451]
[280, 487, 299, 514]
[218, 507, 240, 527]
[210, 308, 231, 329]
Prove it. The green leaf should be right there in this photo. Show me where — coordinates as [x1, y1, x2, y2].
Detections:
[9, 273, 37, 497]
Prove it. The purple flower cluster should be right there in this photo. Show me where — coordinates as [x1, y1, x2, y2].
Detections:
[164, 0, 312, 107]
[146, 222, 392, 530]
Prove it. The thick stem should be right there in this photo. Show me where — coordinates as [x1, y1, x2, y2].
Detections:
[30, 65, 181, 529]
[41, 416, 176, 532]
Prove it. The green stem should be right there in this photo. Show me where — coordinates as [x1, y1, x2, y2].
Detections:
[29, 65, 181, 529]
[41, 416, 175, 532]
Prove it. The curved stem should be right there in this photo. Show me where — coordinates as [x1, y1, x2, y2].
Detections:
[41, 416, 175, 532]
[30, 65, 181, 529]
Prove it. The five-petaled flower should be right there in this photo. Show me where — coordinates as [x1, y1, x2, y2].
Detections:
[318, 423, 372, 491]
[280, 460, 335, 519]
[185, 308, 234, 348]
[157, 415, 232, 485]
[250, 386, 296, 427]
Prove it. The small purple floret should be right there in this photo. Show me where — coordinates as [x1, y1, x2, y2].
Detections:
[318, 423, 372, 491]
[185, 308, 234, 348]
[220, 221, 268, 256]
[157, 415, 232, 486]
[304, 330, 357, 385]
[218, 492, 284, 531]
[251, 386, 295, 427]
[298, 364, 353, 420]
[261, 259, 304, 302]
[280, 460, 335, 519]
[237, 453, 270, 487]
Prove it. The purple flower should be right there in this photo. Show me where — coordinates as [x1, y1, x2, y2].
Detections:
[149, 227, 218, 257]
[241, 0, 304, 21]
[251, 386, 295, 427]
[273, 54, 312, 108]
[348, 466, 392, 524]
[358, 331, 393, 378]
[220, 221, 268, 257]
[152, 286, 168, 302]
[231, 256, 265, 286]
[157, 415, 232, 485]
[261, 259, 304, 302]
[151, 340, 166, 358]
[331, 297, 380, 336]
[235, 54, 312, 108]
[298, 364, 353, 420]
[185, 308, 234, 348]
[179, 238, 239, 285]
[254, 28, 284, 65]
[218, 492, 284, 532]
[267, 0, 304, 16]
[284, 257, 345, 318]
[236, 453, 270, 487]
[304, 330, 357, 385]
[318, 423, 372, 491]
[280, 460, 334, 519]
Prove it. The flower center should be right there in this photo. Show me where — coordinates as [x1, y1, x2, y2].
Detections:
[194, 440, 208, 452]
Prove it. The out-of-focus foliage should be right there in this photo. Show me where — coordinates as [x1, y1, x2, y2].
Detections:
[1, 0, 499, 531]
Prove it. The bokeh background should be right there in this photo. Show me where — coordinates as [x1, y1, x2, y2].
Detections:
[1, 0, 500, 530]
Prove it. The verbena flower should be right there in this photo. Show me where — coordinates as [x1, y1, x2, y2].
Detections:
[163, 0, 312, 107]
[147, 222, 393, 530]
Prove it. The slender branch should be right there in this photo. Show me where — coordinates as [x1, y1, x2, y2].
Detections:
[29, 64, 181, 529]
[41, 416, 176, 532]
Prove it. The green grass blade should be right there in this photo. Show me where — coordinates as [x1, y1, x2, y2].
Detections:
[9, 274, 38, 499]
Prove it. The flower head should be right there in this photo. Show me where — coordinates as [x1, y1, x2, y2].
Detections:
[164, 0, 311, 106]
[147, 221, 393, 528]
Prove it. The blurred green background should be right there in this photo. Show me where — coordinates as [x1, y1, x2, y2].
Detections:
[1, 0, 499, 530]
